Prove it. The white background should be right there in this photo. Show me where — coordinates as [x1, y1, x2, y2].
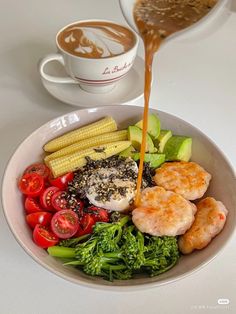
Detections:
[0, 0, 235, 313]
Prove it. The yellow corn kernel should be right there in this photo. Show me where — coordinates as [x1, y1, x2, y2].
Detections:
[48, 141, 131, 178]
[44, 130, 128, 164]
[44, 116, 117, 153]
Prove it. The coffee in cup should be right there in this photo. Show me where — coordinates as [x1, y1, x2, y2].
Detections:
[39, 20, 139, 93]
[57, 21, 136, 59]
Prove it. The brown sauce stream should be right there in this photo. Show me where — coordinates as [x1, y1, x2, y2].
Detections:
[134, 0, 217, 206]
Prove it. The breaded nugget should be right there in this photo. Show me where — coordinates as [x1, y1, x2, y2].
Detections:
[154, 161, 211, 200]
[178, 197, 228, 254]
[132, 186, 196, 236]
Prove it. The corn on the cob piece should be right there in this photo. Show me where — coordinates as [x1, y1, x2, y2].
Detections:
[44, 130, 128, 164]
[48, 141, 131, 178]
[44, 116, 117, 153]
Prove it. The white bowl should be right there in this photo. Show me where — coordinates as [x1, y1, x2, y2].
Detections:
[2, 105, 236, 290]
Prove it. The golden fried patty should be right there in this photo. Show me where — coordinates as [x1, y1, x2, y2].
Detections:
[132, 186, 196, 236]
[154, 161, 211, 200]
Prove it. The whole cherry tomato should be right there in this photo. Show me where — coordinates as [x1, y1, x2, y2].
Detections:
[86, 206, 109, 223]
[49, 172, 74, 190]
[76, 214, 96, 236]
[24, 163, 51, 180]
[26, 212, 52, 229]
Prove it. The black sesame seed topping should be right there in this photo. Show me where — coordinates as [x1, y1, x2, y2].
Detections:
[68, 156, 139, 203]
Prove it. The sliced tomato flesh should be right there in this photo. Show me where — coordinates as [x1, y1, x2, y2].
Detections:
[18, 173, 45, 197]
[51, 191, 69, 211]
[33, 224, 59, 248]
[24, 163, 51, 180]
[40, 186, 59, 211]
[24, 197, 43, 214]
[51, 209, 79, 239]
[68, 197, 84, 216]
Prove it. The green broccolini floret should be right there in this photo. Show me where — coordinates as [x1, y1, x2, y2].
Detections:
[75, 237, 98, 263]
[82, 250, 129, 281]
[93, 215, 130, 252]
[59, 234, 90, 248]
[121, 225, 146, 270]
[47, 215, 180, 281]
[143, 236, 179, 276]
[83, 251, 104, 276]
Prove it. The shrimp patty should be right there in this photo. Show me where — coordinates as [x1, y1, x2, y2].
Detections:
[132, 186, 196, 236]
[154, 161, 211, 200]
[178, 197, 228, 254]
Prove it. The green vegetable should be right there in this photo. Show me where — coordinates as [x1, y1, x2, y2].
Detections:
[154, 129, 172, 153]
[121, 225, 145, 270]
[144, 236, 180, 276]
[48, 215, 179, 281]
[128, 126, 157, 153]
[164, 136, 192, 162]
[47, 246, 76, 258]
[75, 237, 99, 263]
[58, 234, 90, 248]
[132, 153, 165, 168]
[135, 113, 161, 139]
[93, 215, 130, 252]
[119, 145, 136, 158]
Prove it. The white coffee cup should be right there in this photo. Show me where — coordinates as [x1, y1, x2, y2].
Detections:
[39, 19, 139, 94]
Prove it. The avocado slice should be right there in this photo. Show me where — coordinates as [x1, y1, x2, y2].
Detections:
[133, 153, 165, 168]
[163, 136, 192, 161]
[128, 126, 157, 153]
[135, 113, 161, 139]
[154, 129, 172, 153]
[119, 145, 136, 158]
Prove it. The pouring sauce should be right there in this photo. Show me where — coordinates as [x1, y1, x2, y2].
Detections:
[133, 0, 217, 205]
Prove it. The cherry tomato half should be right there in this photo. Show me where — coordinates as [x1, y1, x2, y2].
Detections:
[24, 163, 51, 180]
[67, 197, 84, 215]
[26, 212, 52, 229]
[18, 173, 45, 197]
[51, 191, 69, 212]
[76, 214, 96, 236]
[33, 224, 59, 248]
[24, 197, 43, 214]
[86, 206, 109, 223]
[51, 209, 79, 239]
[49, 172, 74, 190]
[40, 186, 59, 211]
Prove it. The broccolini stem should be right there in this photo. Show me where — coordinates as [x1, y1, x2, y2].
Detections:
[47, 246, 76, 258]
[149, 257, 179, 277]
[103, 252, 123, 259]
[102, 263, 127, 271]
[59, 234, 90, 247]
[63, 260, 85, 266]
[118, 215, 130, 227]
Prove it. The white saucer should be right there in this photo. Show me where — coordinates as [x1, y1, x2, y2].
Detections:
[41, 55, 145, 107]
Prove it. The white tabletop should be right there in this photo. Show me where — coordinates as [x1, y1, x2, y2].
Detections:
[0, 0, 235, 313]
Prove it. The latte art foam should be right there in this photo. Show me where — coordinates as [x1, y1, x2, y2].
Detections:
[57, 21, 136, 58]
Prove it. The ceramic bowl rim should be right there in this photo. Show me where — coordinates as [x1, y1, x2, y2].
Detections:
[2, 105, 236, 291]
